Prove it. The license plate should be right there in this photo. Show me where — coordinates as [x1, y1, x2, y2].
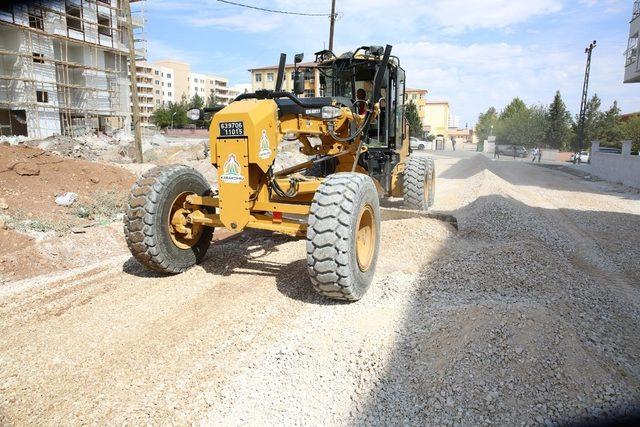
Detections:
[219, 121, 245, 137]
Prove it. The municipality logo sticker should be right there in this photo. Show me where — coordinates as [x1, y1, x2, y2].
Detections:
[258, 129, 272, 160]
[220, 154, 244, 184]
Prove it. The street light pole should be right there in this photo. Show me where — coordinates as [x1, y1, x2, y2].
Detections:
[171, 111, 177, 129]
[328, 0, 336, 52]
[576, 40, 597, 164]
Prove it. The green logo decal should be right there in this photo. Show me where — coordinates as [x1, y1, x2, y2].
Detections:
[220, 153, 244, 184]
[258, 129, 272, 159]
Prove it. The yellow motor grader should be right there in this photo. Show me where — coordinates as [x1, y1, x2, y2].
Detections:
[124, 45, 435, 301]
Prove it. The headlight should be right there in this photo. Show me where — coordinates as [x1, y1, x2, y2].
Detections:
[187, 108, 201, 121]
[321, 106, 342, 120]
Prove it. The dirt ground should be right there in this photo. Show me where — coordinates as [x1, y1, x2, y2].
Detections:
[0, 151, 639, 425]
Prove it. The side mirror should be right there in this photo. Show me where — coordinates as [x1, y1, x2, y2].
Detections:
[187, 108, 202, 121]
[293, 71, 305, 95]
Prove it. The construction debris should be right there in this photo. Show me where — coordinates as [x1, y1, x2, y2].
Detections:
[55, 192, 78, 207]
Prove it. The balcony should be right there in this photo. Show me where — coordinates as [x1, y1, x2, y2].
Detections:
[625, 33, 640, 83]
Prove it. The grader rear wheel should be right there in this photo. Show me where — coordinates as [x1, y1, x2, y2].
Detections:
[123, 165, 214, 274]
[403, 155, 435, 210]
[306, 173, 381, 301]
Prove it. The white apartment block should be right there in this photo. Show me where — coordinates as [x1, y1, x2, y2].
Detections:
[151, 64, 174, 106]
[0, 0, 145, 138]
[624, 1, 640, 83]
[151, 60, 238, 107]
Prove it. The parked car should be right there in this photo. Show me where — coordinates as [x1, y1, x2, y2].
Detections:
[496, 144, 528, 158]
[410, 137, 427, 150]
[569, 151, 590, 163]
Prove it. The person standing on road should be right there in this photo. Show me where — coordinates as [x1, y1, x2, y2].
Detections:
[532, 147, 539, 163]
[494, 144, 500, 159]
[537, 148, 543, 163]
[512, 144, 516, 160]
[452, 138, 456, 151]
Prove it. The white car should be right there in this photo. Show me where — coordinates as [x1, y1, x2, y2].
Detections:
[410, 137, 427, 150]
[570, 151, 590, 163]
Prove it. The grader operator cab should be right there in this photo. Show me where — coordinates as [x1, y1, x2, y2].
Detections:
[124, 45, 435, 301]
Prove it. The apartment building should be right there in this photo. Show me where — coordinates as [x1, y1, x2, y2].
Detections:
[405, 87, 428, 123]
[423, 101, 450, 138]
[133, 62, 153, 127]
[624, 1, 640, 83]
[150, 62, 174, 106]
[248, 62, 320, 97]
[151, 60, 237, 106]
[0, 0, 145, 138]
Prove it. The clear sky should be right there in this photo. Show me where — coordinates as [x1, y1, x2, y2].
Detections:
[145, 0, 639, 126]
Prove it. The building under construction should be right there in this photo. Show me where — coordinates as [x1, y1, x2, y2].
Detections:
[0, 0, 146, 139]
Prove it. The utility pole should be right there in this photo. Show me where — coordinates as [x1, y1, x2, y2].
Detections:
[575, 40, 596, 163]
[123, 0, 143, 163]
[328, 0, 336, 52]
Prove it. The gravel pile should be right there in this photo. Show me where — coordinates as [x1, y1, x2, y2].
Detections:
[200, 158, 640, 425]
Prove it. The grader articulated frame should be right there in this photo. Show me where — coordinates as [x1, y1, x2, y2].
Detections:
[124, 45, 435, 301]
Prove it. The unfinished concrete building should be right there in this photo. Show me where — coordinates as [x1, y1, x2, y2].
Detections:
[0, 0, 145, 138]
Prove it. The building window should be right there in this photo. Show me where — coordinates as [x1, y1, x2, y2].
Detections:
[32, 52, 44, 64]
[303, 89, 315, 98]
[65, 2, 82, 32]
[194, 87, 198, 92]
[167, 83, 172, 87]
[161, 72, 164, 77]
[167, 73, 171, 78]
[155, 70, 159, 75]
[267, 72, 274, 82]
[255, 73, 262, 82]
[161, 82, 164, 86]
[36, 90, 48, 103]
[97, 14, 111, 37]
[156, 99, 160, 105]
[155, 80, 159, 84]
[28, 9, 44, 30]
[626, 35, 638, 66]
[168, 92, 172, 97]
[155, 90, 159, 94]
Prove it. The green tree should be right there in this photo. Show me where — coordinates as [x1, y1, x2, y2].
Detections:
[596, 101, 624, 145]
[495, 104, 547, 148]
[189, 93, 204, 110]
[621, 116, 640, 152]
[500, 97, 527, 120]
[545, 91, 572, 150]
[406, 102, 423, 138]
[151, 105, 172, 129]
[476, 107, 498, 142]
[205, 93, 219, 108]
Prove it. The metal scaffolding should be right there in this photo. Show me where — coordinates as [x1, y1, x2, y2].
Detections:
[0, 0, 146, 139]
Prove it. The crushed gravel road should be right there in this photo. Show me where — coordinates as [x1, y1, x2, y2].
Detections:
[1, 152, 639, 425]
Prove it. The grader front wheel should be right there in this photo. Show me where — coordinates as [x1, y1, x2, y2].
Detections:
[306, 173, 381, 301]
[123, 165, 214, 274]
[403, 155, 435, 210]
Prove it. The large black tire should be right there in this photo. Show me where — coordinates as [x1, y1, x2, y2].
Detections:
[124, 165, 214, 274]
[306, 173, 381, 301]
[403, 155, 435, 210]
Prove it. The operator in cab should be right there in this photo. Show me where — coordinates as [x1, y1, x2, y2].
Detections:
[356, 88, 367, 115]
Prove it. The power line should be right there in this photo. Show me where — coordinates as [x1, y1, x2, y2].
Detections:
[216, 0, 335, 17]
